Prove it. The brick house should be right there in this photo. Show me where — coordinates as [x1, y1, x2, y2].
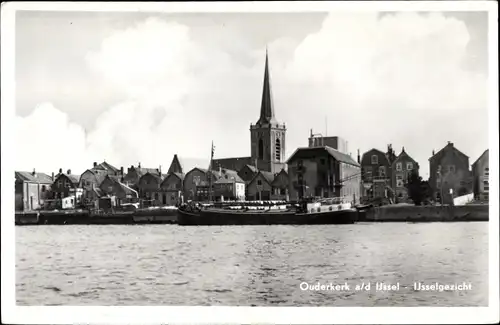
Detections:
[137, 172, 167, 206]
[52, 169, 81, 200]
[247, 170, 275, 201]
[160, 173, 184, 206]
[99, 175, 139, 206]
[429, 141, 473, 202]
[360, 146, 395, 200]
[391, 147, 420, 201]
[270, 169, 289, 201]
[15, 170, 54, 211]
[471, 149, 489, 200]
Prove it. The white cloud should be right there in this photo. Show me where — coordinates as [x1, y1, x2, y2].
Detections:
[15, 12, 488, 178]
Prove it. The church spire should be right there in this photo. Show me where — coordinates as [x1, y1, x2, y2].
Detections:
[257, 47, 276, 125]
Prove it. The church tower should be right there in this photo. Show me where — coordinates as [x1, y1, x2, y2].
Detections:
[250, 49, 287, 174]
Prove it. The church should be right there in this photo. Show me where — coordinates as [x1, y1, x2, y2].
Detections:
[212, 50, 287, 175]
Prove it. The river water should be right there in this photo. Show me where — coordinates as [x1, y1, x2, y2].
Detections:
[16, 222, 488, 306]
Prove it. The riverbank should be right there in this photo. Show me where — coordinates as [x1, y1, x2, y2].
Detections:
[15, 208, 178, 225]
[15, 203, 489, 226]
[361, 204, 488, 222]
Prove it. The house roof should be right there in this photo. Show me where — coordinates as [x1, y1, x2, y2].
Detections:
[472, 149, 489, 167]
[213, 168, 244, 183]
[429, 142, 469, 161]
[249, 170, 276, 187]
[392, 149, 419, 167]
[287, 146, 360, 167]
[54, 173, 80, 185]
[271, 169, 288, 186]
[360, 148, 390, 166]
[95, 161, 119, 173]
[15, 171, 53, 184]
[243, 164, 258, 173]
[102, 176, 139, 197]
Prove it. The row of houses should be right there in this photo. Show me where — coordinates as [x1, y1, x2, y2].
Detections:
[14, 141, 489, 212]
[359, 141, 490, 202]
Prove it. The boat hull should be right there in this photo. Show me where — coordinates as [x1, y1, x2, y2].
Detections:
[177, 208, 358, 226]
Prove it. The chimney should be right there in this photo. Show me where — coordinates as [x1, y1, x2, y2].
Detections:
[159, 165, 162, 175]
[67, 169, 71, 175]
[93, 162, 97, 168]
[59, 168, 62, 174]
[138, 162, 141, 168]
[448, 141, 452, 146]
[51, 172, 54, 181]
[432, 149, 435, 156]
[402, 146, 405, 153]
[357, 149, 360, 164]
[32, 168, 36, 176]
[120, 166, 124, 176]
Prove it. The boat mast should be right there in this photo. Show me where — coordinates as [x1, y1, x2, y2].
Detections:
[208, 141, 214, 202]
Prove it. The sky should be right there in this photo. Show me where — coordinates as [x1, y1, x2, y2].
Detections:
[13, 10, 490, 178]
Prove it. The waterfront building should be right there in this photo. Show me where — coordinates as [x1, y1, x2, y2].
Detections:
[137, 172, 167, 207]
[79, 161, 123, 206]
[270, 169, 289, 201]
[52, 169, 81, 201]
[471, 149, 489, 201]
[183, 167, 220, 202]
[14, 170, 53, 211]
[360, 146, 395, 200]
[212, 50, 287, 174]
[99, 175, 139, 206]
[429, 141, 473, 202]
[286, 146, 361, 203]
[391, 147, 420, 201]
[247, 170, 276, 201]
[123, 163, 162, 189]
[160, 173, 184, 206]
[213, 168, 246, 201]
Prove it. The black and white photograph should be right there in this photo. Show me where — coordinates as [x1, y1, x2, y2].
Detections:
[1, 1, 498, 324]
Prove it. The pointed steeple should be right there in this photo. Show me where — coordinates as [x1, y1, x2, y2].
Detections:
[257, 47, 276, 125]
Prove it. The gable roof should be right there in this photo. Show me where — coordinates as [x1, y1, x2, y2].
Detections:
[15, 171, 53, 184]
[429, 142, 469, 162]
[360, 148, 390, 166]
[168, 154, 184, 174]
[472, 149, 489, 167]
[287, 146, 360, 167]
[98, 161, 119, 173]
[249, 170, 276, 187]
[271, 169, 288, 186]
[101, 175, 139, 197]
[392, 149, 419, 167]
[213, 168, 244, 183]
[160, 172, 185, 186]
[54, 173, 80, 185]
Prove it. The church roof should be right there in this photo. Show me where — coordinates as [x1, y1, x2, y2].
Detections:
[256, 49, 277, 126]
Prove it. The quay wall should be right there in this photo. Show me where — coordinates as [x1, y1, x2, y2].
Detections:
[363, 204, 488, 222]
[15, 208, 178, 225]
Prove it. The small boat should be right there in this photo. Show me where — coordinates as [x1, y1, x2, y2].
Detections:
[177, 197, 358, 226]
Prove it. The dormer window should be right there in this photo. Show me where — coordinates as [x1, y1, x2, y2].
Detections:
[371, 155, 378, 164]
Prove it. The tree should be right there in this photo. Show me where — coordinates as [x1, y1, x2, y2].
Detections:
[405, 170, 425, 205]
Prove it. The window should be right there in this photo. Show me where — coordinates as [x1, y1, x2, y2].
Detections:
[193, 176, 201, 185]
[257, 180, 262, 186]
[437, 165, 442, 172]
[379, 166, 386, 176]
[57, 180, 62, 188]
[485, 167, 489, 177]
[41, 185, 46, 192]
[448, 165, 455, 173]
[396, 163, 402, 171]
[275, 138, 281, 162]
[406, 162, 413, 170]
[371, 155, 378, 164]
[483, 180, 489, 191]
[396, 175, 403, 180]
[258, 139, 264, 160]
